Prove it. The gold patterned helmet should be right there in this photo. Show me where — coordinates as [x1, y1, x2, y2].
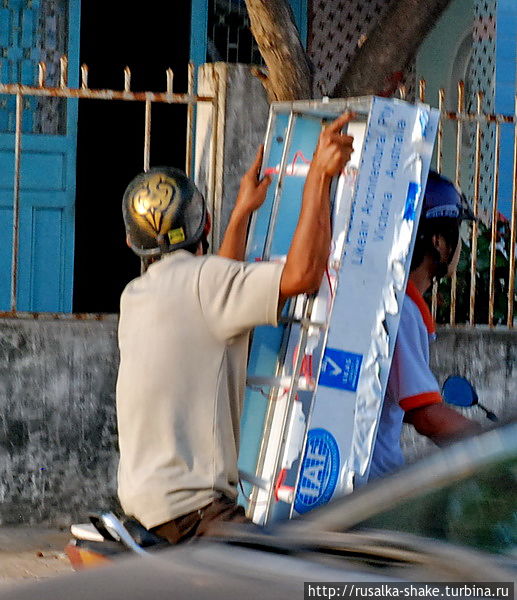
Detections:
[122, 167, 207, 257]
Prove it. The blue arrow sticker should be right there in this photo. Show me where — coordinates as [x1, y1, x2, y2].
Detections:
[318, 348, 363, 392]
[403, 181, 421, 221]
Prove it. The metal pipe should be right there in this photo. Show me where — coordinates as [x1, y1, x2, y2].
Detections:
[59, 55, 68, 88]
[437, 88, 445, 173]
[432, 88, 446, 321]
[144, 98, 151, 172]
[488, 121, 501, 327]
[209, 69, 221, 250]
[124, 66, 131, 92]
[185, 63, 194, 178]
[419, 79, 426, 103]
[0, 82, 214, 105]
[450, 81, 465, 326]
[166, 68, 174, 95]
[38, 62, 46, 87]
[263, 112, 296, 260]
[99, 513, 149, 556]
[508, 95, 517, 328]
[80, 64, 89, 89]
[140, 100, 152, 276]
[469, 92, 483, 325]
[10, 93, 23, 312]
[431, 111, 514, 124]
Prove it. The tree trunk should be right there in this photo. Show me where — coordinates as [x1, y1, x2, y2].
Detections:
[244, 0, 312, 101]
[333, 0, 453, 98]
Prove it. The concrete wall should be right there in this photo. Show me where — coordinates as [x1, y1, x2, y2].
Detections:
[0, 317, 120, 526]
[196, 63, 270, 251]
[0, 316, 515, 526]
[402, 326, 517, 461]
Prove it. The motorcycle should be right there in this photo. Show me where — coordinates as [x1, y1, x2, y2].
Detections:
[441, 375, 498, 421]
[65, 375, 498, 570]
[64, 469, 263, 570]
[64, 511, 168, 569]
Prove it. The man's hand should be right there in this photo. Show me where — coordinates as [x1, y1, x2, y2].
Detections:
[218, 146, 271, 261]
[310, 111, 355, 178]
[234, 145, 272, 217]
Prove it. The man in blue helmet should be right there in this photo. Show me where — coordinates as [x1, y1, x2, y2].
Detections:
[368, 171, 481, 481]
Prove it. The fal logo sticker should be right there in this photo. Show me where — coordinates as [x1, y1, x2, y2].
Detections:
[319, 348, 363, 392]
[294, 428, 340, 514]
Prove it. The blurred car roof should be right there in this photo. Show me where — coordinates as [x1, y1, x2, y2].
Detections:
[1, 419, 515, 599]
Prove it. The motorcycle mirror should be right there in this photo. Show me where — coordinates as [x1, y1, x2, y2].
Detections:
[442, 375, 479, 408]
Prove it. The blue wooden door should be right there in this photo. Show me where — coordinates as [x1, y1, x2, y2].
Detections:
[0, 0, 80, 312]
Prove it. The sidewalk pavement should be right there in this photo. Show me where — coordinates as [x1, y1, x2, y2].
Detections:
[0, 527, 72, 586]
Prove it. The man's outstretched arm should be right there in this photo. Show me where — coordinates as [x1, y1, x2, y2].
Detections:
[279, 112, 354, 301]
[405, 403, 482, 446]
[218, 146, 271, 261]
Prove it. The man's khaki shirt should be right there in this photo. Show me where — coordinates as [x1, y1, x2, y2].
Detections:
[116, 250, 283, 529]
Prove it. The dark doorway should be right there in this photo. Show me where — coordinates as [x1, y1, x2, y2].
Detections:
[73, 2, 191, 313]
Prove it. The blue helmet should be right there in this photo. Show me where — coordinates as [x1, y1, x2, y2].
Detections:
[422, 171, 476, 221]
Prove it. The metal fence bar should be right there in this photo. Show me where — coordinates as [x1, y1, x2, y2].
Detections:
[0, 82, 213, 105]
[81, 64, 88, 89]
[10, 93, 23, 313]
[508, 95, 517, 328]
[450, 81, 465, 326]
[432, 88, 446, 321]
[144, 98, 152, 172]
[185, 63, 195, 178]
[60, 56, 68, 88]
[2, 58, 516, 326]
[1, 57, 218, 318]
[434, 111, 514, 125]
[437, 89, 445, 173]
[124, 66, 131, 92]
[469, 92, 483, 325]
[38, 61, 46, 87]
[418, 79, 426, 103]
[141, 96, 153, 275]
[209, 69, 221, 251]
[488, 120, 501, 327]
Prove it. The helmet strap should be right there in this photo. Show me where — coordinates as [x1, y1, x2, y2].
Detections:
[157, 234, 171, 254]
[201, 234, 210, 255]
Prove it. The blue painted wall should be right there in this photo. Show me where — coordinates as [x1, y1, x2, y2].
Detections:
[495, 0, 516, 219]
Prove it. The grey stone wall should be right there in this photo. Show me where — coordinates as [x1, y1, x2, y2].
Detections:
[402, 327, 517, 462]
[216, 64, 270, 247]
[0, 317, 515, 526]
[196, 63, 270, 251]
[0, 317, 120, 526]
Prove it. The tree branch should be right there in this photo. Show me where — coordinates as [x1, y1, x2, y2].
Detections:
[333, 0, 453, 98]
[245, 0, 312, 101]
